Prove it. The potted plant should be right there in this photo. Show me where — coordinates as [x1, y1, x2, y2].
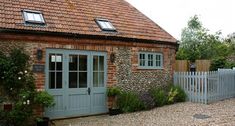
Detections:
[107, 87, 121, 115]
[34, 91, 55, 126]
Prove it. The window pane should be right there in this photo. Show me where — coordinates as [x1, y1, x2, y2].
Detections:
[105, 22, 113, 29]
[49, 54, 55, 70]
[79, 72, 87, 88]
[99, 21, 107, 29]
[156, 61, 160, 67]
[99, 72, 104, 87]
[148, 54, 153, 66]
[26, 13, 34, 20]
[93, 56, 98, 71]
[140, 54, 144, 59]
[156, 55, 160, 61]
[56, 72, 62, 89]
[69, 55, 78, 71]
[56, 55, 63, 70]
[51, 55, 56, 62]
[49, 72, 55, 89]
[79, 55, 87, 71]
[99, 56, 104, 71]
[34, 14, 42, 22]
[140, 60, 145, 66]
[156, 55, 161, 67]
[69, 72, 77, 88]
[139, 54, 145, 66]
[93, 72, 99, 87]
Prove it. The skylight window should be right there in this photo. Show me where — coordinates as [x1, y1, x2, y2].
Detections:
[95, 19, 116, 31]
[23, 10, 45, 24]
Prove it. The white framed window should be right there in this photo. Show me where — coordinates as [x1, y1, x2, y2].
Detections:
[23, 10, 45, 24]
[138, 52, 163, 69]
[95, 19, 116, 31]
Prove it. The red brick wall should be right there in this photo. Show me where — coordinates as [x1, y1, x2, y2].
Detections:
[0, 33, 176, 90]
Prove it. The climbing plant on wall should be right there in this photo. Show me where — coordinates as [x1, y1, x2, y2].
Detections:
[0, 48, 54, 126]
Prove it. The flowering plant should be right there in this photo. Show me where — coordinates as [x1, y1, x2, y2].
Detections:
[0, 48, 54, 126]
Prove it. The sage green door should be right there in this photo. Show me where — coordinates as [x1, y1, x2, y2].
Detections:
[45, 49, 107, 119]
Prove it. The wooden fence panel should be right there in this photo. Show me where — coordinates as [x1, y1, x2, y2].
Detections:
[196, 60, 211, 72]
[175, 60, 189, 72]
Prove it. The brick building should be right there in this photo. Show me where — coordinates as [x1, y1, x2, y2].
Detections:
[0, 0, 177, 119]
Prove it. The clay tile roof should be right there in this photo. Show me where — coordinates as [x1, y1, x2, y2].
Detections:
[0, 0, 177, 43]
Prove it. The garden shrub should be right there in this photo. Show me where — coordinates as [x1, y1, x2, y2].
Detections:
[0, 48, 54, 126]
[139, 92, 155, 110]
[167, 85, 187, 104]
[34, 91, 55, 108]
[210, 57, 235, 71]
[107, 87, 121, 97]
[150, 88, 167, 107]
[117, 91, 145, 112]
[210, 57, 227, 71]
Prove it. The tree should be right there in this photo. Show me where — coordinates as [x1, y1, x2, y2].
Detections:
[176, 15, 231, 62]
[225, 32, 235, 55]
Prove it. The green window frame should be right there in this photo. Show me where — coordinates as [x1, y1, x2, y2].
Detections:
[138, 52, 163, 69]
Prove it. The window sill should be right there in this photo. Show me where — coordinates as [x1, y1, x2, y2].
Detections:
[137, 67, 164, 70]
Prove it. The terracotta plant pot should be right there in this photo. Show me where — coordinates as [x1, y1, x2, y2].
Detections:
[108, 96, 115, 108]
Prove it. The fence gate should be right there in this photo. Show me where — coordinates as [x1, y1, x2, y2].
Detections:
[174, 69, 235, 104]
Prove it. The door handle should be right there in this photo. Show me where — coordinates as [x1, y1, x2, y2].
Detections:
[88, 87, 91, 95]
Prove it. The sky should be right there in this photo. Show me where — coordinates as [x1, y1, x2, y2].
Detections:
[126, 0, 235, 40]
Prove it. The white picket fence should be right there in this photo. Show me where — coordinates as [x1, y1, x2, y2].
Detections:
[174, 69, 235, 104]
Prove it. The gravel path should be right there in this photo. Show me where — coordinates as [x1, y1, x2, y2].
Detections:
[53, 98, 235, 126]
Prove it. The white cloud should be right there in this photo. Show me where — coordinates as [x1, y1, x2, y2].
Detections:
[126, 0, 235, 40]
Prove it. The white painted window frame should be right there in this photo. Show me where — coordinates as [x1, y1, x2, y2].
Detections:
[23, 10, 45, 24]
[95, 18, 116, 31]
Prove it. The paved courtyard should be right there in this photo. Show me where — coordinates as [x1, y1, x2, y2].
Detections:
[53, 98, 235, 126]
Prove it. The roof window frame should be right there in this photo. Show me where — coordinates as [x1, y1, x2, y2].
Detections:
[22, 9, 45, 25]
[95, 18, 117, 32]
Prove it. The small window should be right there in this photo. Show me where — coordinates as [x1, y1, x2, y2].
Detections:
[138, 52, 163, 69]
[23, 10, 45, 24]
[95, 19, 116, 31]
[139, 54, 145, 66]
[49, 54, 63, 89]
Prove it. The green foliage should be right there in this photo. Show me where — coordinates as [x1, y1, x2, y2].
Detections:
[167, 85, 187, 104]
[107, 87, 121, 97]
[225, 61, 235, 69]
[0, 48, 54, 126]
[210, 57, 227, 71]
[210, 57, 235, 71]
[34, 91, 55, 108]
[149, 85, 186, 106]
[177, 15, 233, 62]
[117, 91, 145, 112]
[150, 88, 167, 107]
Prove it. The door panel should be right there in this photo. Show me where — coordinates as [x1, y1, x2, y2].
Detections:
[45, 49, 107, 119]
[91, 54, 107, 114]
[66, 53, 90, 116]
[45, 52, 65, 119]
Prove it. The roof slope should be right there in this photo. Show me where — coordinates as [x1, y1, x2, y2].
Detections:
[0, 0, 177, 43]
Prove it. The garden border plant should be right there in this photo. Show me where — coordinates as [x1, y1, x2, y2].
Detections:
[107, 86, 122, 115]
[110, 84, 187, 115]
[150, 84, 187, 107]
[117, 91, 146, 113]
[0, 48, 54, 126]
